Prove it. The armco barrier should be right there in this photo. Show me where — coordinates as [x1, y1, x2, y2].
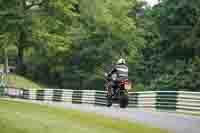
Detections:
[3, 86, 24, 98]
[0, 86, 4, 96]
[2, 87, 200, 115]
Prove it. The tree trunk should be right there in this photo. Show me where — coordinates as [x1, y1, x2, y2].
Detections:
[79, 76, 83, 90]
[16, 1, 26, 74]
[3, 47, 9, 74]
[16, 45, 25, 74]
[16, 31, 26, 74]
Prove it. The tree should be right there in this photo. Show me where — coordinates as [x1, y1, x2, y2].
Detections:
[0, 0, 39, 72]
[131, 0, 200, 91]
[157, 0, 200, 59]
[60, 0, 142, 89]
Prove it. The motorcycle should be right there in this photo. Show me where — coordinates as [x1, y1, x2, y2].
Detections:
[104, 73, 129, 108]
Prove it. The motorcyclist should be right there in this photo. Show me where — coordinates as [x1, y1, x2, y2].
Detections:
[106, 58, 128, 96]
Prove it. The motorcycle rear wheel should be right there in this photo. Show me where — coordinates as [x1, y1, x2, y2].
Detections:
[119, 90, 129, 108]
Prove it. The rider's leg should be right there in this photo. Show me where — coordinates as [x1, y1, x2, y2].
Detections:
[106, 81, 112, 96]
[112, 81, 118, 95]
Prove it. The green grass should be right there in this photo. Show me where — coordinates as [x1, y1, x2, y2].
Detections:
[0, 63, 46, 89]
[0, 100, 170, 133]
[0, 64, 3, 69]
[4, 74, 46, 89]
[5, 74, 45, 89]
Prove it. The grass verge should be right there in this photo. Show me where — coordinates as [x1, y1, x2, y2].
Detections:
[5, 74, 45, 89]
[0, 100, 170, 133]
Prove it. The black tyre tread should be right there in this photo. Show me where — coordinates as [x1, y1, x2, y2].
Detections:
[120, 94, 129, 108]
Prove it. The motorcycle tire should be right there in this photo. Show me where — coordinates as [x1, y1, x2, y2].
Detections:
[119, 91, 129, 108]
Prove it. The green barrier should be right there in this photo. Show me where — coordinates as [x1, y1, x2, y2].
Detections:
[72, 90, 82, 104]
[156, 91, 178, 111]
[0, 72, 6, 96]
[0, 86, 4, 96]
[36, 90, 45, 101]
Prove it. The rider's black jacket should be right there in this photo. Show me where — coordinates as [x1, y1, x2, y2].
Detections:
[108, 64, 128, 81]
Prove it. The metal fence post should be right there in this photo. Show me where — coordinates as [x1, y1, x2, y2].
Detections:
[0, 71, 6, 96]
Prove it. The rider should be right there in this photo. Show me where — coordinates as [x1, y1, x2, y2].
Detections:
[107, 58, 128, 96]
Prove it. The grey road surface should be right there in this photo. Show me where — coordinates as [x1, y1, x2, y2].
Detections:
[1, 98, 200, 133]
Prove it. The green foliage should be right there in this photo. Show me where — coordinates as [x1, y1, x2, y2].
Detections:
[157, 0, 200, 58]
[134, 83, 146, 91]
[1, 0, 199, 91]
[132, 0, 200, 91]
[22, 0, 141, 89]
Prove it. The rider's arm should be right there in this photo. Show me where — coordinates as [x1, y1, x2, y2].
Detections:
[108, 67, 117, 77]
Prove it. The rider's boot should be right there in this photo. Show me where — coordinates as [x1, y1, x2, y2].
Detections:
[106, 84, 112, 107]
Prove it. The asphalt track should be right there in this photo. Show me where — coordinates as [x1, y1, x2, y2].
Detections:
[1, 98, 200, 133]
